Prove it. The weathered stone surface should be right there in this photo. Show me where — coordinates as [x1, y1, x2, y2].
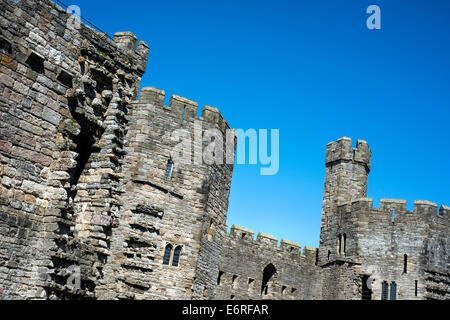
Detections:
[0, 0, 447, 301]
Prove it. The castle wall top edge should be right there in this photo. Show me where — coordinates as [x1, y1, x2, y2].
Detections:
[325, 137, 371, 169]
[137, 86, 231, 130]
[280, 239, 301, 248]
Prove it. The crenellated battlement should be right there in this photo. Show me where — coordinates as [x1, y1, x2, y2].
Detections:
[337, 197, 449, 225]
[227, 225, 317, 263]
[325, 137, 371, 171]
[137, 86, 231, 131]
[230, 224, 255, 240]
[113, 31, 149, 74]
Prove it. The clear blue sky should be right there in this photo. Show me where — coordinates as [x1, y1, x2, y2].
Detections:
[62, 0, 450, 248]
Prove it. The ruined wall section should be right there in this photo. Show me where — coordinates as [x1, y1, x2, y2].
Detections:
[0, 0, 148, 299]
[216, 225, 322, 300]
[102, 87, 234, 299]
[335, 198, 449, 300]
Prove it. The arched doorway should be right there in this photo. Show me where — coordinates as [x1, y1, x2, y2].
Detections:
[261, 263, 277, 295]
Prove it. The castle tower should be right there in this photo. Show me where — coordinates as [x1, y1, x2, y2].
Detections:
[100, 87, 235, 299]
[318, 137, 371, 265]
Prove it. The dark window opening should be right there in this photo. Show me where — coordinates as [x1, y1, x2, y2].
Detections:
[361, 275, 372, 300]
[163, 244, 172, 265]
[165, 158, 174, 181]
[172, 246, 182, 267]
[248, 278, 254, 286]
[261, 263, 276, 295]
[241, 233, 246, 239]
[327, 250, 331, 261]
[381, 281, 389, 300]
[281, 286, 287, 295]
[415, 280, 418, 296]
[57, 69, 73, 88]
[291, 288, 297, 295]
[390, 282, 397, 300]
[0, 38, 12, 54]
[343, 233, 347, 253]
[26, 51, 44, 73]
[403, 254, 408, 274]
[338, 234, 342, 253]
[230, 295, 235, 300]
[217, 271, 224, 285]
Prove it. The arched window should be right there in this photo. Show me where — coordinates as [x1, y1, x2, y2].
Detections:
[163, 244, 172, 265]
[165, 158, 174, 181]
[390, 282, 397, 300]
[172, 246, 182, 267]
[403, 254, 408, 274]
[261, 263, 276, 295]
[381, 281, 389, 300]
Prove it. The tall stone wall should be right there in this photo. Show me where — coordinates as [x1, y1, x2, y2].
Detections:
[99, 87, 234, 299]
[334, 198, 449, 300]
[0, 0, 447, 301]
[0, 0, 148, 299]
[215, 225, 322, 300]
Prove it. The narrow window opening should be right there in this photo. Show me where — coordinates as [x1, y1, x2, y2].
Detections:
[0, 38, 12, 54]
[172, 246, 182, 267]
[163, 244, 172, 265]
[403, 254, 408, 274]
[338, 234, 342, 253]
[352, 149, 356, 161]
[415, 280, 418, 296]
[217, 271, 224, 285]
[390, 282, 397, 300]
[327, 250, 331, 261]
[181, 105, 186, 125]
[248, 278, 254, 287]
[281, 286, 287, 295]
[343, 233, 347, 254]
[26, 51, 44, 73]
[291, 288, 297, 295]
[241, 233, 246, 239]
[361, 275, 372, 300]
[381, 281, 389, 300]
[165, 158, 174, 181]
[57, 69, 73, 88]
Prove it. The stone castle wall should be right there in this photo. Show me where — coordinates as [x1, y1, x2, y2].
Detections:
[98, 86, 234, 300]
[0, 0, 148, 299]
[318, 137, 449, 300]
[0, 0, 448, 300]
[333, 198, 449, 300]
[215, 225, 322, 300]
